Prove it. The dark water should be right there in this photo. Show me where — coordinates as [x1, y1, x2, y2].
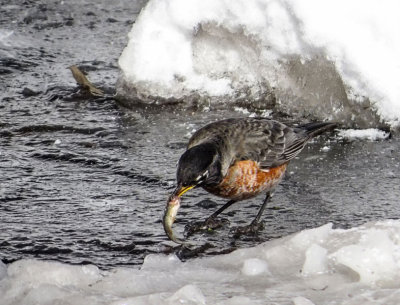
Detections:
[1, 0, 400, 270]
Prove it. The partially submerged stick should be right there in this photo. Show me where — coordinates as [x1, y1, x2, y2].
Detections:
[69, 65, 104, 97]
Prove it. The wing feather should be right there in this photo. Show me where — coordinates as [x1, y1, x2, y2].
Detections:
[231, 119, 309, 169]
[188, 118, 311, 173]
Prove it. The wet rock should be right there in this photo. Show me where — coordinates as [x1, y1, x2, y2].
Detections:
[106, 17, 118, 23]
[21, 87, 40, 97]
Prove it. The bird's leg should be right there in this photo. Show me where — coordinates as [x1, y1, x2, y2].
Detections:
[231, 192, 271, 236]
[208, 199, 237, 220]
[184, 199, 237, 237]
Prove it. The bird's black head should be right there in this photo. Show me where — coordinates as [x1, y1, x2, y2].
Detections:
[177, 142, 222, 189]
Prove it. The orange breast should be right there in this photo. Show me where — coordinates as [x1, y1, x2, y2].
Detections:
[204, 160, 288, 201]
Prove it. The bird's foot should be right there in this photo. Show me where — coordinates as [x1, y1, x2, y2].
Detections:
[230, 221, 264, 237]
[184, 217, 229, 237]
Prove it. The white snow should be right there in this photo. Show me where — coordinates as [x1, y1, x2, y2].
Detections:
[302, 244, 328, 276]
[292, 296, 316, 305]
[118, 0, 400, 128]
[2, 220, 400, 304]
[241, 258, 270, 276]
[337, 128, 390, 141]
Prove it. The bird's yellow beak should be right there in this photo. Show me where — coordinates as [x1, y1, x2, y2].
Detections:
[175, 185, 195, 197]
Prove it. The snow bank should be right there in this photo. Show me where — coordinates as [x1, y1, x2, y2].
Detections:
[117, 0, 400, 129]
[2, 220, 400, 304]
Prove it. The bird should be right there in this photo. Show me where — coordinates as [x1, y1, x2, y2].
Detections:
[163, 117, 336, 244]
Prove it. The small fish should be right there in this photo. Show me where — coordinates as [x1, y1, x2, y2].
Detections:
[163, 195, 186, 244]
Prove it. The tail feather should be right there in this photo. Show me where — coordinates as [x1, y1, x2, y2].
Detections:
[298, 122, 337, 138]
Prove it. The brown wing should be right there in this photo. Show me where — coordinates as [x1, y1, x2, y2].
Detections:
[188, 118, 310, 171]
[230, 118, 309, 169]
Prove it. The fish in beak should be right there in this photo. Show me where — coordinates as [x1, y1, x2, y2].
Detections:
[163, 185, 194, 244]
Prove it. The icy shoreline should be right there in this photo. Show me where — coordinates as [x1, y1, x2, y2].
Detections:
[2, 220, 400, 305]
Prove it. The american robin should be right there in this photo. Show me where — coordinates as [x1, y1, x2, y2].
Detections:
[163, 118, 336, 244]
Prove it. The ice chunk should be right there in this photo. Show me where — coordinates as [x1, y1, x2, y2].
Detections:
[0, 260, 7, 281]
[330, 228, 400, 287]
[292, 296, 316, 305]
[290, 223, 332, 251]
[241, 258, 269, 276]
[141, 253, 181, 271]
[1, 260, 103, 305]
[301, 244, 328, 276]
[337, 129, 390, 141]
[6, 259, 101, 287]
[167, 284, 206, 305]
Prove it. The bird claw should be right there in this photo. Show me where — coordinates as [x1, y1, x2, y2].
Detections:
[230, 221, 265, 237]
[184, 217, 230, 237]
